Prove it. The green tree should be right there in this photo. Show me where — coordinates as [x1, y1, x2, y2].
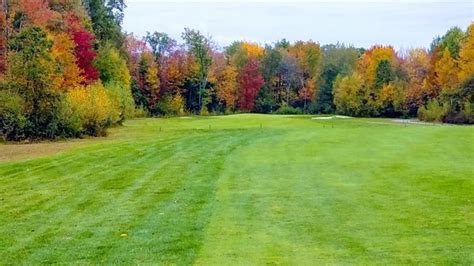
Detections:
[95, 44, 135, 120]
[95, 43, 131, 87]
[437, 27, 465, 59]
[259, 45, 282, 112]
[374, 59, 394, 90]
[316, 44, 361, 113]
[88, 0, 124, 47]
[7, 27, 62, 138]
[145, 31, 173, 62]
[261, 45, 282, 84]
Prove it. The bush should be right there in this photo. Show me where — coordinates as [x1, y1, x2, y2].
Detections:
[55, 95, 83, 138]
[441, 79, 474, 124]
[275, 105, 302, 115]
[418, 99, 449, 122]
[131, 106, 149, 118]
[66, 83, 114, 136]
[105, 82, 135, 123]
[199, 107, 209, 116]
[443, 101, 474, 124]
[0, 90, 27, 141]
[151, 94, 185, 116]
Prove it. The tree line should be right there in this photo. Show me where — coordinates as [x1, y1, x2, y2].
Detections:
[130, 24, 473, 123]
[0, 1, 473, 141]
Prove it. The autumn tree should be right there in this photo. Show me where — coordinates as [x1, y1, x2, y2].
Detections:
[49, 0, 87, 14]
[124, 33, 148, 82]
[348, 45, 402, 115]
[132, 51, 159, 110]
[11, 0, 59, 29]
[357, 46, 398, 88]
[226, 41, 263, 69]
[376, 82, 405, 117]
[50, 32, 84, 90]
[289, 41, 321, 78]
[317, 44, 361, 113]
[403, 48, 432, 113]
[239, 58, 264, 112]
[289, 41, 321, 110]
[210, 53, 238, 111]
[8, 27, 54, 93]
[160, 49, 190, 95]
[95, 43, 131, 87]
[333, 73, 365, 116]
[182, 28, 211, 112]
[298, 77, 316, 110]
[72, 29, 99, 83]
[458, 23, 474, 83]
[257, 45, 282, 112]
[435, 48, 459, 92]
[7, 27, 61, 138]
[277, 51, 299, 105]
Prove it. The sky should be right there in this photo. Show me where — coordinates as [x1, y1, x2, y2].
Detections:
[123, 0, 473, 50]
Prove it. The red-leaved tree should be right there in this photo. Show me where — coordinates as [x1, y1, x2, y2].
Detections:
[238, 58, 264, 112]
[72, 30, 99, 83]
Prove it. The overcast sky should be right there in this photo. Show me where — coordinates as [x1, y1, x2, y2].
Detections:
[123, 0, 473, 50]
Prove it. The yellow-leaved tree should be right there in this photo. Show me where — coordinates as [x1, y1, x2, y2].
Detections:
[357, 46, 397, 88]
[50, 33, 84, 91]
[333, 73, 366, 116]
[435, 48, 459, 92]
[458, 23, 474, 83]
[404, 48, 432, 111]
[210, 53, 239, 111]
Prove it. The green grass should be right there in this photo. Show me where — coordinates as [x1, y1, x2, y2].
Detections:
[1, 114, 473, 264]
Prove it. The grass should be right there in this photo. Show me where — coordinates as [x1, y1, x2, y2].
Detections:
[0, 114, 473, 264]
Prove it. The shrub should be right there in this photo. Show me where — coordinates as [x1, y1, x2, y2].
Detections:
[167, 94, 184, 116]
[55, 95, 83, 138]
[105, 82, 135, 123]
[441, 78, 474, 124]
[151, 94, 185, 116]
[199, 106, 209, 116]
[418, 99, 449, 122]
[131, 106, 149, 118]
[0, 90, 27, 141]
[66, 83, 114, 136]
[443, 101, 474, 124]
